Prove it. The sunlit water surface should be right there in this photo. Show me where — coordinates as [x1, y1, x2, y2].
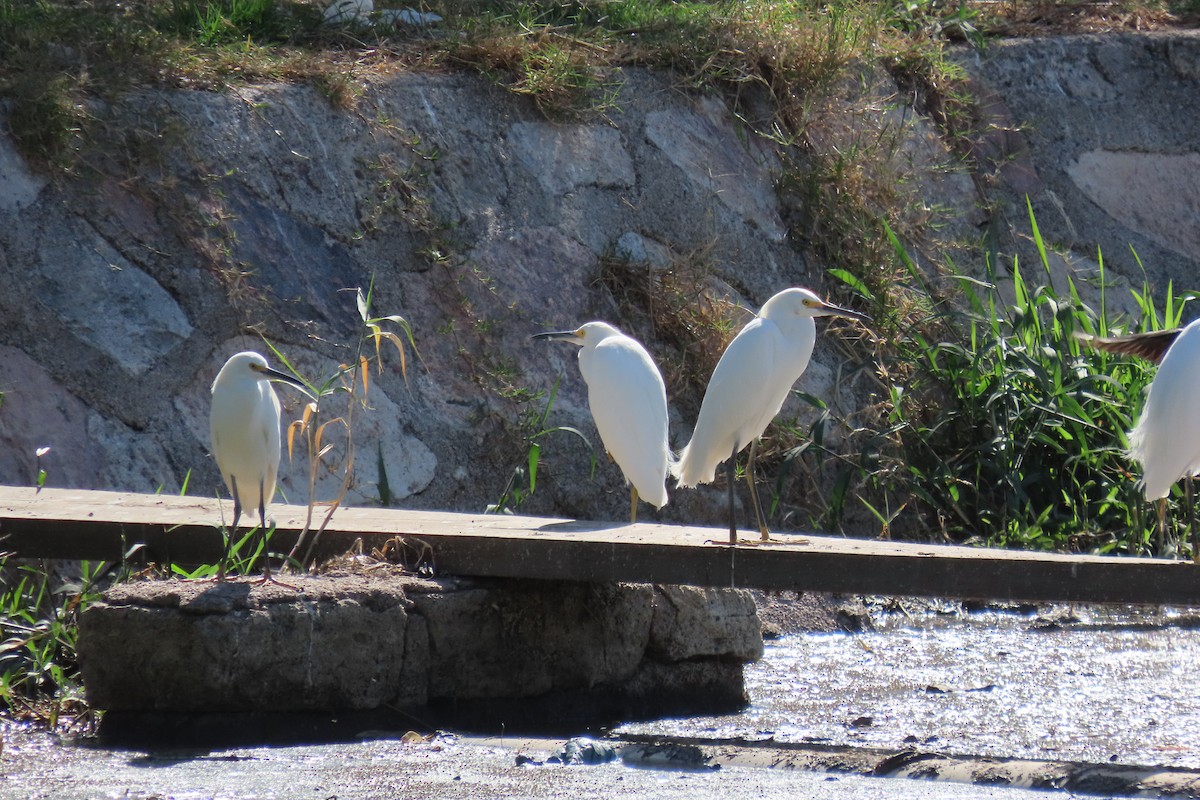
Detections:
[9, 605, 1200, 799]
[621, 606, 1200, 769]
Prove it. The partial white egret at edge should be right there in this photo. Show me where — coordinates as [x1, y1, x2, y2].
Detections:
[1082, 320, 1200, 559]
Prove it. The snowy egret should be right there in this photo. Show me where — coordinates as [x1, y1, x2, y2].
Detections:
[1082, 321, 1200, 559]
[672, 288, 868, 544]
[533, 322, 671, 522]
[209, 351, 306, 581]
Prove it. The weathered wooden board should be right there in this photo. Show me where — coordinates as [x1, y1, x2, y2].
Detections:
[2, 486, 1198, 605]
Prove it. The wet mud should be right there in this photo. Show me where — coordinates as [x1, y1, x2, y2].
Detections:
[9, 599, 1200, 798]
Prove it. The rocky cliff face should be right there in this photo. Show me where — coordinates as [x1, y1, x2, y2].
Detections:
[2, 33, 1199, 529]
[960, 33, 1200, 298]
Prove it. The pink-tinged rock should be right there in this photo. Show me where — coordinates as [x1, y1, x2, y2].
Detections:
[1068, 150, 1200, 262]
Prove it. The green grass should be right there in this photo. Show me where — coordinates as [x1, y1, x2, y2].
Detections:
[488, 374, 594, 514]
[0, 0, 1053, 164]
[169, 524, 279, 579]
[0, 557, 108, 730]
[169, 0, 297, 46]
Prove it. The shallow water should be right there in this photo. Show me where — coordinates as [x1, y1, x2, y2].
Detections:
[624, 604, 1200, 769]
[7, 603, 1200, 798]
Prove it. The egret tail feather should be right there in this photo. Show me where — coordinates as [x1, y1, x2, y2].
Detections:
[669, 445, 689, 484]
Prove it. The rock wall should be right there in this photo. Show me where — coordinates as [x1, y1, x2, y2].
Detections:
[960, 32, 1200, 309]
[2, 34, 1199, 528]
[76, 574, 762, 725]
[0, 69, 854, 526]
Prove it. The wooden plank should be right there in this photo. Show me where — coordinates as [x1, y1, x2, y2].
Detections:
[1, 486, 1198, 605]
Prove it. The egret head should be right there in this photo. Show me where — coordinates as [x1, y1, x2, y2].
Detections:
[762, 287, 869, 323]
[531, 321, 624, 348]
[212, 351, 307, 394]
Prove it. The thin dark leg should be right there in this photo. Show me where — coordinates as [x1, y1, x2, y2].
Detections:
[253, 483, 297, 589]
[1156, 497, 1167, 557]
[221, 476, 242, 582]
[259, 478, 271, 581]
[1188, 477, 1197, 563]
[727, 442, 739, 545]
[746, 438, 770, 541]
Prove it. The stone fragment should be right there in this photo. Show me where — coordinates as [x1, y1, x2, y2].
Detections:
[648, 585, 763, 662]
[614, 231, 674, 268]
[409, 581, 654, 699]
[644, 98, 786, 242]
[0, 345, 175, 492]
[32, 218, 193, 376]
[0, 115, 45, 211]
[78, 576, 412, 712]
[1067, 150, 1200, 261]
[1168, 37, 1200, 80]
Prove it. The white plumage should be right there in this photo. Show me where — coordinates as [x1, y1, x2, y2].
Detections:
[209, 350, 305, 579]
[534, 322, 671, 519]
[1128, 318, 1200, 501]
[672, 287, 866, 542]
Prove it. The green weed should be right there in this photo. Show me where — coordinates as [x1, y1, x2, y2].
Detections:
[0, 557, 113, 729]
[167, 0, 294, 47]
[172, 524, 277, 580]
[489, 374, 592, 514]
[860, 203, 1190, 553]
[34, 447, 50, 491]
[267, 278, 418, 569]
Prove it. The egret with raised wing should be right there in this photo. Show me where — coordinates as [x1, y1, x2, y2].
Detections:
[1082, 320, 1200, 559]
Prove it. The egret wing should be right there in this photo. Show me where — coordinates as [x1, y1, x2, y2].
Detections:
[581, 336, 671, 508]
[1079, 328, 1180, 365]
[210, 381, 282, 519]
[675, 319, 782, 486]
[1129, 322, 1200, 499]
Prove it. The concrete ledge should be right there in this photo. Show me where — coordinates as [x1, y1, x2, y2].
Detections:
[77, 569, 763, 725]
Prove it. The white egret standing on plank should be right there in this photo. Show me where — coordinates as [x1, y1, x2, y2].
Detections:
[1081, 321, 1200, 559]
[533, 322, 671, 522]
[672, 288, 868, 544]
[210, 351, 307, 581]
